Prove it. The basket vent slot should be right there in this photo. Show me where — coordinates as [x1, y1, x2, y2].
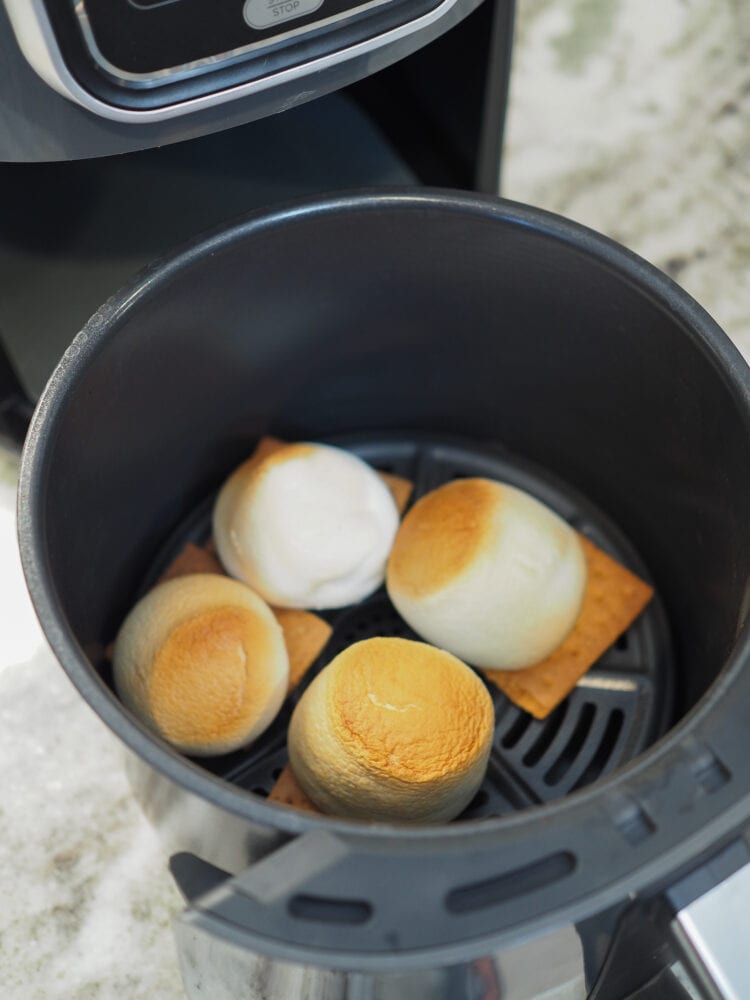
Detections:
[544, 703, 597, 786]
[446, 851, 576, 914]
[613, 797, 656, 846]
[691, 749, 731, 795]
[289, 894, 372, 925]
[522, 703, 567, 767]
[501, 713, 533, 750]
[571, 708, 625, 791]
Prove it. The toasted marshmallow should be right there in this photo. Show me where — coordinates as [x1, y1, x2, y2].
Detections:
[288, 637, 494, 823]
[113, 574, 289, 755]
[387, 479, 587, 671]
[213, 443, 399, 610]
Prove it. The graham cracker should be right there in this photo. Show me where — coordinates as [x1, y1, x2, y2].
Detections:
[268, 765, 322, 814]
[158, 542, 224, 584]
[480, 536, 654, 719]
[272, 608, 333, 692]
[378, 470, 414, 516]
[249, 434, 287, 465]
[248, 436, 414, 515]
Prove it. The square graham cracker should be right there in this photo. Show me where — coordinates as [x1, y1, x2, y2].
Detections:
[158, 542, 224, 582]
[268, 765, 322, 814]
[272, 608, 332, 692]
[480, 536, 654, 719]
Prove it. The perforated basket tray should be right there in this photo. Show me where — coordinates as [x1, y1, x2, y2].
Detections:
[141, 434, 675, 821]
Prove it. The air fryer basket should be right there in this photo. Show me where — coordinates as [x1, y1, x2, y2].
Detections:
[18, 192, 750, 989]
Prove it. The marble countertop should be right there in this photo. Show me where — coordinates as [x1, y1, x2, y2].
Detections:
[504, 0, 750, 362]
[4, 1, 750, 996]
[0, 451, 185, 999]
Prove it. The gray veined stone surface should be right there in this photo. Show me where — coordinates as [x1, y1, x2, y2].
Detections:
[0, 473, 185, 999]
[503, 0, 750, 360]
[3, 1, 750, 996]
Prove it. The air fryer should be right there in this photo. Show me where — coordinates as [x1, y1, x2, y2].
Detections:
[17, 191, 750, 1000]
[5, 0, 750, 998]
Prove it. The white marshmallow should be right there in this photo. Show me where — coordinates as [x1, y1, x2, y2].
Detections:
[213, 443, 399, 609]
[387, 478, 587, 671]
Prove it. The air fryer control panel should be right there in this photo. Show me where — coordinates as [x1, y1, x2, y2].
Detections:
[13, 0, 443, 114]
[53, 0, 412, 79]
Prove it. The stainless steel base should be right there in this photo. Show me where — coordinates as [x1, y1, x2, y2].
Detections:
[174, 919, 586, 1000]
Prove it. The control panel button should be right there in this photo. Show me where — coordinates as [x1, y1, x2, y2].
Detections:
[244, 0, 324, 30]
